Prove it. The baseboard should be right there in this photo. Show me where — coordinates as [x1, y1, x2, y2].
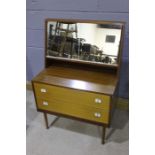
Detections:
[26, 81, 129, 110]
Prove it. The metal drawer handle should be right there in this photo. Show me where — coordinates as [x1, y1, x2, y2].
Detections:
[95, 98, 102, 104]
[40, 88, 47, 93]
[94, 112, 101, 118]
[43, 101, 48, 106]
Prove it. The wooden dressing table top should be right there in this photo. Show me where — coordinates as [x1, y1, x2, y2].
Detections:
[32, 66, 118, 95]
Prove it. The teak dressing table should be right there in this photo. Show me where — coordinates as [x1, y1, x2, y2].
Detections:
[32, 19, 125, 144]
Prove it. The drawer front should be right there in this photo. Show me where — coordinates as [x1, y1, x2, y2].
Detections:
[33, 83, 110, 110]
[36, 98, 109, 124]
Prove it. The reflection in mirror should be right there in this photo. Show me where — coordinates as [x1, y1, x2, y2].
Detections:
[46, 21, 122, 65]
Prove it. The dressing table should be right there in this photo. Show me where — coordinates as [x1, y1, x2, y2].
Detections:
[32, 19, 124, 144]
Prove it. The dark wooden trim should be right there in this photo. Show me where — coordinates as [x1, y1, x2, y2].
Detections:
[45, 19, 48, 68]
[45, 18, 125, 25]
[31, 82, 39, 110]
[117, 23, 125, 79]
[43, 112, 49, 129]
[108, 96, 113, 128]
[108, 83, 119, 127]
[102, 127, 106, 144]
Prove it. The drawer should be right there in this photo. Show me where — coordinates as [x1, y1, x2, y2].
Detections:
[33, 83, 110, 110]
[36, 98, 109, 124]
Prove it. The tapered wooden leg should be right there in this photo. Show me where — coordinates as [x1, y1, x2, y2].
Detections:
[102, 126, 106, 144]
[43, 112, 49, 129]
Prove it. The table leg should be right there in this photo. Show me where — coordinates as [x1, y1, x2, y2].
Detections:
[102, 126, 106, 144]
[43, 112, 49, 129]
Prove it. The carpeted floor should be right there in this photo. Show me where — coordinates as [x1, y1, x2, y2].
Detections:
[26, 90, 129, 155]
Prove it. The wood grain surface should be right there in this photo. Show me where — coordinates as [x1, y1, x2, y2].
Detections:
[32, 66, 118, 95]
[34, 83, 110, 110]
[36, 97, 109, 124]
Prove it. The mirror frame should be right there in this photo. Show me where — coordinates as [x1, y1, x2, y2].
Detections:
[44, 18, 125, 69]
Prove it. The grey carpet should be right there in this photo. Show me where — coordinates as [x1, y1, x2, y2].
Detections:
[26, 90, 129, 155]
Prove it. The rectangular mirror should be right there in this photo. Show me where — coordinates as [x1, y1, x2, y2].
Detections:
[46, 19, 124, 66]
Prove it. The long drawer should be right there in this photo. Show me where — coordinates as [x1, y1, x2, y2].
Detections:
[33, 83, 110, 110]
[36, 97, 109, 124]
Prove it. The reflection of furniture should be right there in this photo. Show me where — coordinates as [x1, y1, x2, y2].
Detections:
[81, 44, 99, 61]
[75, 38, 86, 58]
[49, 36, 77, 57]
[32, 19, 125, 144]
[49, 24, 53, 40]
[54, 22, 78, 57]
[82, 43, 91, 53]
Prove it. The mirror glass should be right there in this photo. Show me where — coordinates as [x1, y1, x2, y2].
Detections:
[46, 21, 122, 65]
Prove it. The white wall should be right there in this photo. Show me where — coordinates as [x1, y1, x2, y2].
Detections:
[74, 24, 122, 56]
[95, 28, 121, 56]
[77, 23, 96, 45]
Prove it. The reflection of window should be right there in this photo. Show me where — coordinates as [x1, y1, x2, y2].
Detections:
[105, 35, 116, 43]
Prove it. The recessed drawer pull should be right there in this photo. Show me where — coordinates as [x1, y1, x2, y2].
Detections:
[43, 101, 48, 106]
[40, 88, 47, 93]
[95, 98, 102, 104]
[94, 112, 101, 118]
